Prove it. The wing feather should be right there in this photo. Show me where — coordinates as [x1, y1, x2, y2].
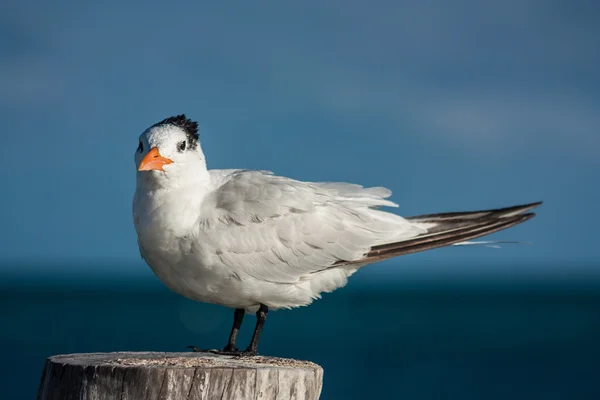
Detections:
[198, 170, 423, 283]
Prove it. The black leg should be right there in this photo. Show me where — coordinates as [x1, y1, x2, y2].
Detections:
[188, 308, 245, 354]
[223, 308, 245, 352]
[244, 304, 269, 355]
[188, 305, 268, 356]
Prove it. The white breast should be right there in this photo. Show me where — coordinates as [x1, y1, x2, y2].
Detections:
[133, 187, 235, 303]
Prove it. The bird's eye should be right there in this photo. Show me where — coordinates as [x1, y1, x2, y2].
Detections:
[177, 141, 186, 152]
[137, 141, 143, 153]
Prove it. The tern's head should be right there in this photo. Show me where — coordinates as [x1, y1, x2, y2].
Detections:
[135, 115, 208, 187]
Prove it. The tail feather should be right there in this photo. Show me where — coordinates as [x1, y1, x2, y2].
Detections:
[338, 202, 541, 266]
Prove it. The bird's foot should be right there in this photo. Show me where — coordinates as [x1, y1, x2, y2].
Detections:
[187, 345, 211, 353]
[234, 347, 258, 357]
[186, 345, 257, 357]
[222, 344, 240, 353]
[209, 343, 242, 355]
[209, 349, 258, 357]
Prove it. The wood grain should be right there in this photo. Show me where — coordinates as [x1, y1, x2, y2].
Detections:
[37, 352, 323, 400]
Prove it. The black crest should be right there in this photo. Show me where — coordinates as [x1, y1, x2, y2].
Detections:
[151, 114, 199, 149]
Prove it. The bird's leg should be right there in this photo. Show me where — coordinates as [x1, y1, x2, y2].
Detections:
[223, 308, 245, 352]
[188, 305, 268, 356]
[188, 308, 245, 354]
[243, 303, 269, 356]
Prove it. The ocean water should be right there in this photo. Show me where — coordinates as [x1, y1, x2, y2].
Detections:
[2, 275, 600, 400]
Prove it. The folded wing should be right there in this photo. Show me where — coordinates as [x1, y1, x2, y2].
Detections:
[198, 170, 424, 283]
[199, 170, 540, 282]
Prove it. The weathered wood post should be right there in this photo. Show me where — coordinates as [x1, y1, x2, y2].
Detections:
[37, 352, 323, 400]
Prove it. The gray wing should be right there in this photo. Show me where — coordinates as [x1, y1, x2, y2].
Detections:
[198, 170, 424, 283]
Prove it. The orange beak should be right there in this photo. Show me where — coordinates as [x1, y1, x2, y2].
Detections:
[138, 147, 173, 171]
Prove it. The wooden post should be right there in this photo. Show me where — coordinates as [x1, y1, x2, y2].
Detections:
[37, 352, 323, 400]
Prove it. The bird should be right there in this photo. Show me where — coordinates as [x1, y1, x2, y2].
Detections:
[133, 114, 541, 356]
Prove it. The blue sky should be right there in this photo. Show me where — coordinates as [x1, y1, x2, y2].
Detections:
[1, 1, 598, 279]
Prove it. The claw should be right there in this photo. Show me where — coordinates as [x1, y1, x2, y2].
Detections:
[209, 349, 242, 356]
[185, 345, 259, 357]
[222, 345, 240, 353]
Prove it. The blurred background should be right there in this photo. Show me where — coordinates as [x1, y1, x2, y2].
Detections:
[1, 1, 599, 399]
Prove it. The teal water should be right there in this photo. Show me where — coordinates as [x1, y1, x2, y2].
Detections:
[2, 276, 600, 399]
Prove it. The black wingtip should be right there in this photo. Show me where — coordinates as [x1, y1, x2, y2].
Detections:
[406, 201, 543, 222]
[524, 201, 543, 208]
[364, 212, 538, 262]
[504, 201, 543, 216]
[520, 212, 537, 221]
